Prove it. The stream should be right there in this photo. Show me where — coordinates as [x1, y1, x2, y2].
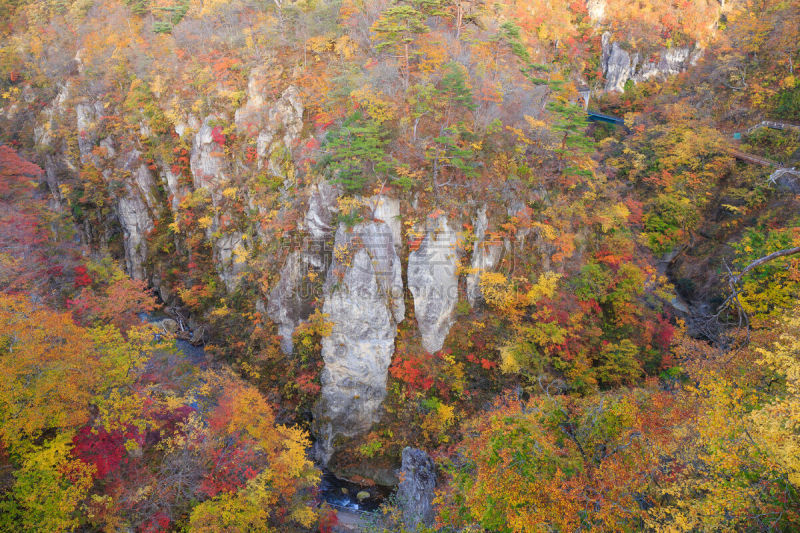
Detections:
[319, 470, 390, 513]
[140, 312, 390, 521]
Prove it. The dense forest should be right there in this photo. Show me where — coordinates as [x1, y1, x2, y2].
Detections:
[0, 0, 799, 531]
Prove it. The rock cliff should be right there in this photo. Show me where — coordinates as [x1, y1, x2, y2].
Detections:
[396, 447, 437, 530]
[601, 32, 701, 93]
[466, 206, 503, 307]
[267, 180, 339, 354]
[314, 220, 404, 464]
[408, 215, 460, 353]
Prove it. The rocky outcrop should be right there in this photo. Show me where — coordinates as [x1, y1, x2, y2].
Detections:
[35, 85, 72, 211]
[304, 180, 340, 242]
[163, 166, 188, 217]
[116, 184, 154, 280]
[396, 447, 436, 530]
[76, 101, 105, 156]
[466, 206, 503, 307]
[260, 86, 304, 154]
[636, 47, 696, 82]
[235, 74, 304, 176]
[408, 215, 460, 353]
[190, 117, 228, 202]
[267, 251, 316, 354]
[586, 0, 606, 23]
[315, 221, 404, 464]
[189, 117, 250, 291]
[267, 181, 339, 354]
[190, 85, 307, 292]
[770, 167, 800, 194]
[364, 195, 402, 252]
[602, 33, 701, 93]
[114, 152, 157, 281]
[73, 99, 157, 280]
[602, 38, 636, 93]
[214, 232, 247, 293]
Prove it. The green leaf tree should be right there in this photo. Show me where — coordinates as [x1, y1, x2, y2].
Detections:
[372, 3, 429, 86]
[321, 111, 395, 192]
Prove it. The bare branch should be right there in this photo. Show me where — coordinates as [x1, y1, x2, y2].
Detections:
[730, 246, 800, 285]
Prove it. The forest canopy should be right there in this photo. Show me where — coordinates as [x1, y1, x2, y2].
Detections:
[0, 0, 799, 531]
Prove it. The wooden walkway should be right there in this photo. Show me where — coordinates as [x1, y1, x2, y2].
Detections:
[584, 109, 800, 184]
[746, 120, 800, 135]
[727, 147, 783, 167]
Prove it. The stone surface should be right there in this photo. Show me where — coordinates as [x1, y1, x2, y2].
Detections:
[267, 251, 316, 354]
[236, 81, 304, 174]
[408, 215, 460, 353]
[304, 180, 340, 242]
[364, 195, 402, 252]
[189, 118, 250, 291]
[314, 221, 404, 464]
[73, 100, 157, 280]
[635, 46, 695, 83]
[157, 318, 179, 334]
[75, 101, 104, 157]
[163, 166, 188, 217]
[466, 206, 503, 307]
[267, 180, 339, 354]
[190, 117, 228, 202]
[586, 0, 606, 22]
[115, 150, 157, 281]
[396, 447, 436, 530]
[770, 167, 800, 194]
[602, 32, 699, 93]
[116, 182, 154, 281]
[214, 232, 247, 293]
[602, 35, 636, 93]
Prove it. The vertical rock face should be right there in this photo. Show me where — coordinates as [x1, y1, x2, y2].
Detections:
[117, 186, 154, 281]
[586, 0, 607, 23]
[214, 232, 246, 293]
[602, 32, 700, 93]
[269, 86, 305, 150]
[235, 77, 304, 175]
[602, 36, 636, 93]
[636, 47, 696, 82]
[303, 180, 339, 242]
[396, 447, 437, 530]
[267, 180, 339, 354]
[115, 151, 157, 281]
[190, 117, 228, 199]
[267, 251, 316, 354]
[408, 215, 460, 354]
[466, 206, 503, 307]
[35, 85, 71, 211]
[76, 101, 105, 156]
[74, 99, 157, 280]
[315, 221, 404, 464]
[364, 195, 402, 252]
[163, 166, 187, 217]
[189, 117, 248, 291]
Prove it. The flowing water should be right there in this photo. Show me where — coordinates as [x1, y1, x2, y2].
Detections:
[319, 470, 390, 513]
[140, 312, 390, 525]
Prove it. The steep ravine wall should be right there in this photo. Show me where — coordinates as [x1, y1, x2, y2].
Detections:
[601, 32, 703, 93]
[313, 220, 405, 465]
[19, 31, 699, 477]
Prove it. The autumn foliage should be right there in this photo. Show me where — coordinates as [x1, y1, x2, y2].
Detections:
[0, 0, 799, 530]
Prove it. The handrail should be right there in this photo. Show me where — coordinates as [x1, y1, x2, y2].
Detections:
[586, 110, 626, 125]
[582, 112, 797, 176]
[726, 147, 783, 167]
[746, 120, 800, 135]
